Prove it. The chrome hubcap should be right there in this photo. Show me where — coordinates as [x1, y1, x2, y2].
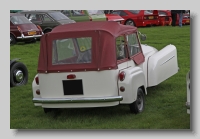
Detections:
[127, 21, 134, 26]
[14, 70, 24, 83]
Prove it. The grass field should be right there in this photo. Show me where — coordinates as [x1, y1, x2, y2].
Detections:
[10, 25, 190, 129]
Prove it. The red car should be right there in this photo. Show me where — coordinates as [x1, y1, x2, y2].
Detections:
[111, 10, 160, 27]
[158, 10, 172, 26]
[161, 10, 190, 26]
[10, 13, 44, 45]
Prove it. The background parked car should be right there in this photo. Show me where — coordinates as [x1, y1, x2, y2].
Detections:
[61, 10, 124, 23]
[111, 10, 160, 27]
[157, 10, 172, 26]
[10, 13, 44, 45]
[10, 58, 28, 87]
[164, 10, 190, 26]
[19, 10, 75, 34]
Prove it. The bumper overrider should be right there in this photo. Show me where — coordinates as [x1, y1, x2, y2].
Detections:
[33, 96, 123, 103]
[186, 102, 190, 109]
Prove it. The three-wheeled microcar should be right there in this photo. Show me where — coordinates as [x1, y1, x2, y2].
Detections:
[32, 21, 179, 114]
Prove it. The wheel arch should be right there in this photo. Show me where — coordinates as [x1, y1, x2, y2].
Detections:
[125, 18, 137, 27]
[119, 67, 146, 104]
[10, 32, 17, 38]
[43, 27, 53, 33]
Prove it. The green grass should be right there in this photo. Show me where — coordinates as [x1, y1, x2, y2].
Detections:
[10, 25, 190, 129]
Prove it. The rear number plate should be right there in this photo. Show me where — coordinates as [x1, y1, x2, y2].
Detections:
[63, 80, 83, 95]
[28, 31, 36, 35]
[149, 16, 154, 19]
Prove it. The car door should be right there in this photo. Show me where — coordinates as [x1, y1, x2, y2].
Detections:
[39, 13, 59, 31]
[70, 10, 90, 22]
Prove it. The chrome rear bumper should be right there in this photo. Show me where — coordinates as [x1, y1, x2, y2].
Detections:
[33, 96, 123, 104]
[17, 34, 42, 39]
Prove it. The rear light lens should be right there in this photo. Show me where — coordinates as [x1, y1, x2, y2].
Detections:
[119, 71, 126, 81]
[67, 74, 76, 79]
[17, 26, 22, 33]
[35, 76, 39, 85]
[37, 25, 42, 31]
[37, 25, 44, 35]
[89, 16, 92, 21]
[36, 89, 40, 95]
[120, 86, 125, 92]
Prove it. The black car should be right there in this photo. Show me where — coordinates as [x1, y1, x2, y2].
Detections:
[19, 10, 75, 34]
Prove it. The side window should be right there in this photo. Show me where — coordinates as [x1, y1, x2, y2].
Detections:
[28, 14, 41, 21]
[62, 10, 71, 16]
[41, 14, 53, 22]
[116, 36, 127, 60]
[52, 37, 92, 65]
[119, 11, 127, 16]
[126, 33, 141, 57]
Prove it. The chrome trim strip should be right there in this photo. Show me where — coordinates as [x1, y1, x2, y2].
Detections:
[17, 35, 42, 39]
[33, 96, 123, 103]
[186, 102, 190, 109]
[160, 55, 175, 66]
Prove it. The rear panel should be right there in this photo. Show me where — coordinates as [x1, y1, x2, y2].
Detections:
[38, 70, 119, 99]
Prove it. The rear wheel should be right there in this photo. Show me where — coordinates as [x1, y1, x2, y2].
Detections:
[10, 34, 16, 45]
[125, 19, 135, 26]
[129, 88, 145, 114]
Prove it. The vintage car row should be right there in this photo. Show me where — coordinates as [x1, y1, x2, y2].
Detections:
[10, 13, 44, 45]
[19, 10, 76, 34]
[108, 10, 190, 27]
[32, 21, 179, 114]
[61, 10, 124, 23]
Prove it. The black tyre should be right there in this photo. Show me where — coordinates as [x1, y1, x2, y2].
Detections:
[129, 88, 145, 114]
[125, 19, 135, 26]
[44, 29, 51, 34]
[10, 34, 16, 45]
[10, 62, 28, 87]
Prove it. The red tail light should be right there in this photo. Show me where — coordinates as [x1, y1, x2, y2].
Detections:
[120, 86, 125, 92]
[89, 16, 92, 21]
[67, 74, 76, 79]
[119, 71, 126, 81]
[36, 89, 40, 95]
[35, 76, 39, 85]
[37, 25, 42, 31]
[17, 26, 22, 33]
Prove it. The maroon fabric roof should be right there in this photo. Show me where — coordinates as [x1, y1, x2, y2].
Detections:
[51, 21, 137, 37]
[38, 21, 138, 73]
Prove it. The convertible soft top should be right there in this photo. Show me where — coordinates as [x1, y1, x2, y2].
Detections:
[38, 21, 138, 73]
[51, 21, 137, 36]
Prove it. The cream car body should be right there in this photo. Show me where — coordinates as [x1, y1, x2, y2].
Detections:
[32, 21, 179, 114]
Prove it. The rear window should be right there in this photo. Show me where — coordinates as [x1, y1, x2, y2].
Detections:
[48, 12, 70, 20]
[52, 37, 92, 65]
[128, 10, 140, 14]
[10, 15, 32, 24]
[87, 10, 104, 15]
